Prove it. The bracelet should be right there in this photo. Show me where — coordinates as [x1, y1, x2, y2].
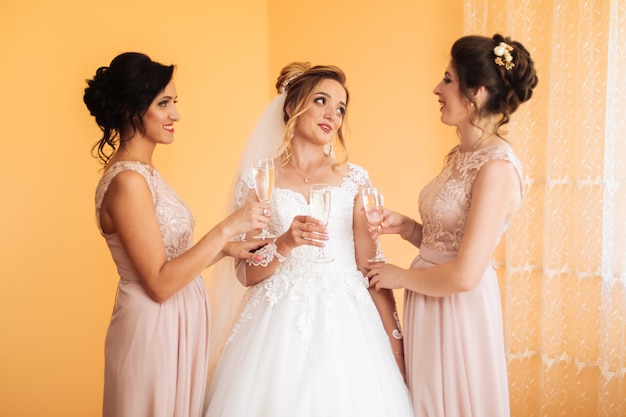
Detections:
[394, 352, 404, 356]
[246, 239, 286, 267]
[392, 312, 403, 340]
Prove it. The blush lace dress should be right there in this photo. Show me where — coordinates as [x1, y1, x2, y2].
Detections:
[205, 164, 414, 417]
[95, 161, 210, 417]
[404, 145, 522, 417]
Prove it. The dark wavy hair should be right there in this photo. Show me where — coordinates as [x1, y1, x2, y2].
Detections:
[451, 34, 538, 137]
[83, 52, 175, 165]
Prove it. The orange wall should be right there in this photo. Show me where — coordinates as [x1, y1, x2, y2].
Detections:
[0, 1, 461, 415]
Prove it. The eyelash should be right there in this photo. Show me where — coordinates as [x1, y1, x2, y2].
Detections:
[314, 97, 345, 117]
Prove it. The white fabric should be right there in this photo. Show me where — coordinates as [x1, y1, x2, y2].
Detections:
[207, 93, 287, 383]
[205, 165, 414, 417]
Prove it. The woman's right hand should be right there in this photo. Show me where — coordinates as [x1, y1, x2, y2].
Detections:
[226, 201, 272, 236]
[278, 215, 328, 251]
[378, 209, 414, 238]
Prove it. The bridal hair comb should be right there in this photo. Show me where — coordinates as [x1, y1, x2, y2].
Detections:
[280, 72, 303, 94]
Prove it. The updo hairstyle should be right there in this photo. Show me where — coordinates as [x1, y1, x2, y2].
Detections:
[275, 62, 350, 166]
[451, 34, 538, 134]
[83, 52, 175, 165]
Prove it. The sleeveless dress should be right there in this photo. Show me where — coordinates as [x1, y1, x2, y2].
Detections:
[404, 145, 522, 417]
[205, 164, 414, 417]
[95, 161, 210, 417]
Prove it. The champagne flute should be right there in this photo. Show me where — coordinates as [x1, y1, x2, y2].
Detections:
[362, 186, 389, 262]
[309, 183, 334, 263]
[252, 158, 276, 239]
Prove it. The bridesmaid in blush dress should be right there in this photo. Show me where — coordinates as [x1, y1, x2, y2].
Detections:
[366, 34, 538, 417]
[84, 52, 270, 417]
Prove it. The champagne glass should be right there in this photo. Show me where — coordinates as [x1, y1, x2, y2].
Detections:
[362, 186, 389, 262]
[252, 158, 276, 239]
[309, 183, 334, 263]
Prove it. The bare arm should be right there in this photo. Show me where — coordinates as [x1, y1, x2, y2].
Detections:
[101, 170, 269, 302]
[368, 160, 520, 297]
[354, 188, 405, 377]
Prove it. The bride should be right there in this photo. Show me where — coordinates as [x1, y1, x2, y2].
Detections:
[205, 62, 414, 417]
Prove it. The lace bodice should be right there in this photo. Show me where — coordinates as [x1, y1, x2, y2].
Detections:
[95, 161, 195, 264]
[419, 144, 523, 254]
[228, 163, 374, 355]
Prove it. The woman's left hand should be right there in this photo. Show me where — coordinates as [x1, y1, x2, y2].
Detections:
[365, 262, 406, 290]
[221, 240, 270, 261]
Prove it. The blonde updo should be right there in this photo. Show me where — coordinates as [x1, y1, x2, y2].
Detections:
[275, 62, 350, 166]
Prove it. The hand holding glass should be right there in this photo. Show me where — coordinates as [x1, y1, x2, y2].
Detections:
[309, 184, 334, 263]
[362, 186, 389, 262]
[252, 158, 276, 239]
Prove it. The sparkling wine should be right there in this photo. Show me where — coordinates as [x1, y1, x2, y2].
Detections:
[364, 206, 383, 226]
[310, 188, 331, 224]
[253, 166, 275, 202]
[252, 158, 276, 239]
[361, 186, 389, 262]
[309, 184, 334, 263]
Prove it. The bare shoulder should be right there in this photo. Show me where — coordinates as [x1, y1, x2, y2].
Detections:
[107, 169, 150, 193]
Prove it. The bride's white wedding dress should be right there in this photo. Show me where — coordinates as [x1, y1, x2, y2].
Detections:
[205, 163, 414, 417]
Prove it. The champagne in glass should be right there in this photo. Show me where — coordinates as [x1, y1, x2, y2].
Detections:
[253, 158, 276, 239]
[309, 183, 334, 263]
[362, 186, 389, 262]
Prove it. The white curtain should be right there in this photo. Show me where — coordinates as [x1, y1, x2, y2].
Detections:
[464, 1, 626, 415]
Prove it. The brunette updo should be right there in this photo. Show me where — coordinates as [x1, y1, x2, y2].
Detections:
[83, 52, 175, 165]
[451, 34, 538, 132]
[275, 62, 350, 165]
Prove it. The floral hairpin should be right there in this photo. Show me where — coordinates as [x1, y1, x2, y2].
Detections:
[280, 72, 303, 94]
[494, 42, 515, 70]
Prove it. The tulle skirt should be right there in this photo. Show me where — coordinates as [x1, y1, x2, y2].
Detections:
[205, 268, 414, 417]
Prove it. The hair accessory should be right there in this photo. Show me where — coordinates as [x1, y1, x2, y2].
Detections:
[246, 240, 286, 267]
[280, 72, 303, 94]
[494, 42, 515, 70]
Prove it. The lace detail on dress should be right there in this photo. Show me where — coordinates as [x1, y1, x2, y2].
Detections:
[94, 161, 195, 260]
[342, 164, 370, 195]
[226, 163, 377, 357]
[419, 145, 523, 254]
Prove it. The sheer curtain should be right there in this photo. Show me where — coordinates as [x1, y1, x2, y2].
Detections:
[464, 1, 626, 415]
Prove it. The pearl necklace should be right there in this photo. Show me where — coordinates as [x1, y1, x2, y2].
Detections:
[290, 156, 327, 183]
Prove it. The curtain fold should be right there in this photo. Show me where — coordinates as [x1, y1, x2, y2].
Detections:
[465, 1, 626, 415]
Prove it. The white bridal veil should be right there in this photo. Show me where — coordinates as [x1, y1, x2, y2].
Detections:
[207, 92, 287, 377]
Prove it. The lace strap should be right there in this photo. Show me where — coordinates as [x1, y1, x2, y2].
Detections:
[234, 169, 255, 209]
[94, 161, 157, 234]
[466, 145, 524, 198]
[341, 163, 370, 197]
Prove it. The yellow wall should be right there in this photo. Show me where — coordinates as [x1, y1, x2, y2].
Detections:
[0, 1, 461, 415]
